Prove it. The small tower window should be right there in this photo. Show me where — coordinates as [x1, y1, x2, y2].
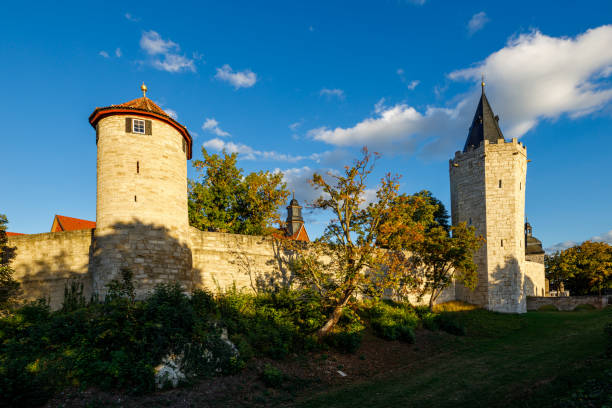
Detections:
[136, 161, 140, 174]
[499, 179, 502, 188]
[133, 119, 145, 134]
[469, 218, 472, 225]
[519, 182, 521, 190]
[134, 195, 137, 202]
[182, 139, 186, 153]
[501, 239, 504, 247]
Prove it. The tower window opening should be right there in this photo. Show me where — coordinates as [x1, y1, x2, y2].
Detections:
[133, 119, 145, 134]
[501, 239, 504, 247]
[519, 182, 521, 190]
[134, 195, 137, 202]
[469, 218, 472, 225]
[136, 161, 139, 174]
[182, 139, 186, 153]
[499, 179, 502, 188]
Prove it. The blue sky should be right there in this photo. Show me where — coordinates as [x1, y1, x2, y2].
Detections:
[1, 0, 611, 251]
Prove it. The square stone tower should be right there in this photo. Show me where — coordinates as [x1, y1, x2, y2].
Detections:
[449, 83, 528, 313]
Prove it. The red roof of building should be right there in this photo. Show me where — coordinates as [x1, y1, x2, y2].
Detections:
[88, 89, 193, 159]
[6, 232, 25, 236]
[117, 96, 168, 116]
[51, 215, 96, 232]
[273, 224, 310, 242]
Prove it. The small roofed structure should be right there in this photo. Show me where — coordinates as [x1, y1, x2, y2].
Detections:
[51, 215, 96, 232]
[275, 195, 310, 242]
[525, 221, 545, 263]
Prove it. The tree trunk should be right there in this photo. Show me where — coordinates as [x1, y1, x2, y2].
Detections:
[428, 289, 436, 311]
[317, 287, 354, 338]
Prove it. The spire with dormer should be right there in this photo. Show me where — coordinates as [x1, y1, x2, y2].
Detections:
[463, 80, 505, 152]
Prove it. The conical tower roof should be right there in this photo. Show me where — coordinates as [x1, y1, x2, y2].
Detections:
[463, 82, 505, 152]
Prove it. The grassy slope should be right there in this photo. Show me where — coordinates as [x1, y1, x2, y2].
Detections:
[299, 308, 611, 408]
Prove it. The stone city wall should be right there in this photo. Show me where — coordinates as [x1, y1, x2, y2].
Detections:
[526, 295, 609, 311]
[8, 226, 459, 309]
[7, 229, 94, 309]
[189, 227, 292, 293]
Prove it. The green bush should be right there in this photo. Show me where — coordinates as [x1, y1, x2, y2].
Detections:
[435, 312, 466, 336]
[325, 330, 363, 353]
[362, 301, 418, 342]
[216, 288, 327, 359]
[421, 312, 439, 331]
[260, 364, 285, 388]
[538, 304, 559, 311]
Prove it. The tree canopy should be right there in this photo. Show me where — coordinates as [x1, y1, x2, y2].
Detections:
[545, 241, 612, 295]
[285, 148, 482, 336]
[188, 148, 290, 236]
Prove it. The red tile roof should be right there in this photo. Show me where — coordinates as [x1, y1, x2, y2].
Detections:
[51, 215, 96, 232]
[273, 224, 310, 242]
[116, 96, 168, 116]
[6, 232, 25, 236]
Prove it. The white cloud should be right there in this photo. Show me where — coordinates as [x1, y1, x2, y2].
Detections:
[215, 64, 257, 89]
[308, 98, 467, 156]
[165, 108, 178, 120]
[275, 166, 320, 205]
[468, 12, 490, 36]
[546, 229, 612, 253]
[202, 118, 230, 137]
[115, 48, 122, 58]
[139, 30, 195, 73]
[406, 80, 420, 90]
[309, 25, 612, 157]
[396, 69, 420, 90]
[202, 138, 342, 164]
[99, 51, 110, 58]
[320, 88, 345, 100]
[289, 120, 303, 131]
[125, 13, 140, 22]
[450, 25, 612, 137]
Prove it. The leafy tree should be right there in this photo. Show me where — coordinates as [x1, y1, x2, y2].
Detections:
[546, 241, 612, 295]
[188, 148, 290, 235]
[412, 190, 450, 233]
[544, 251, 573, 293]
[286, 148, 430, 337]
[409, 223, 483, 310]
[0, 214, 20, 312]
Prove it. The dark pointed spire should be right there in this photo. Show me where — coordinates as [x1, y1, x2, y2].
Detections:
[286, 195, 304, 237]
[463, 79, 505, 152]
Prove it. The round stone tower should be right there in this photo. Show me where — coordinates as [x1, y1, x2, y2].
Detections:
[88, 84, 193, 297]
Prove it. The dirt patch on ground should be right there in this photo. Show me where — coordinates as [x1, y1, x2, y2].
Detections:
[44, 330, 452, 407]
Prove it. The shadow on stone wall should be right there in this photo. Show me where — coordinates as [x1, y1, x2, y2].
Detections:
[226, 237, 296, 293]
[93, 220, 197, 299]
[488, 255, 526, 313]
[11, 229, 95, 309]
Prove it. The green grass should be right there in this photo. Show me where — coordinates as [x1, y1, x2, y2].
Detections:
[299, 307, 611, 408]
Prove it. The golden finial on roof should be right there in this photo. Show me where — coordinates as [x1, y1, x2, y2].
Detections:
[481, 73, 485, 91]
[141, 82, 148, 98]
